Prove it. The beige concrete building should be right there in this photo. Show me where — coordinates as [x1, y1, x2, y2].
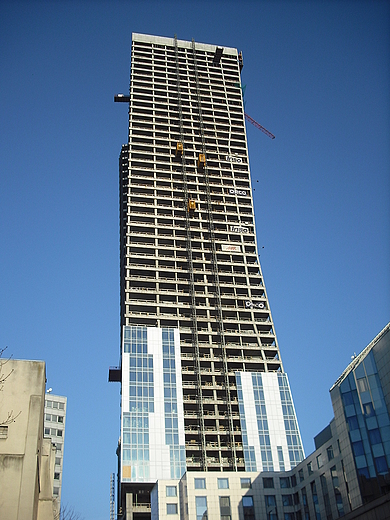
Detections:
[0, 359, 57, 520]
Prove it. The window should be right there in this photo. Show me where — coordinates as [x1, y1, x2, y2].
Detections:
[316, 453, 323, 469]
[352, 440, 364, 457]
[307, 461, 313, 475]
[0, 426, 8, 440]
[298, 469, 304, 482]
[196, 496, 207, 520]
[58, 416, 64, 423]
[195, 478, 206, 489]
[166, 486, 177, 497]
[327, 445, 334, 461]
[368, 428, 381, 445]
[167, 503, 178, 515]
[311, 481, 321, 520]
[280, 477, 290, 488]
[375, 456, 388, 474]
[265, 495, 276, 506]
[218, 478, 229, 489]
[54, 472, 60, 480]
[357, 377, 368, 392]
[242, 496, 254, 507]
[363, 402, 375, 417]
[219, 496, 231, 519]
[347, 416, 359, 431]
[241, 477, 251, 489]
[291, 474, 297, 487]
[263, 477, 274, 488]
[265, 496, 277, 520]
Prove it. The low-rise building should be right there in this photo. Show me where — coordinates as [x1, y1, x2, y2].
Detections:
[0, 359, 58, 520]
[150, 323, 390, 520]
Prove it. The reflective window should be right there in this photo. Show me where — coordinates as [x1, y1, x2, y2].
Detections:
[352, 441, 365, 457]
[195, 478, 206, 489]
[240, 477, 251, 488]
[167, 503, 178, 514]
[368, 428, 381, 445]
[166, 486, 177, 497]
[196, 496, 207, 520]
[327, 445, 334, 461]
[347, 416, 359, 431]
[218, 478, 229, 489]
[263, 477, 274, 488]
[280, 476, 290, 488]
[316, 453, 323, 468]
[265, 495, 276, 506]
[375, 456, 388, 474]
[242, 496, 253, 507]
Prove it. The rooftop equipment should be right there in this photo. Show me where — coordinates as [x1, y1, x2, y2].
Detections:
[212, 47, 223, 66]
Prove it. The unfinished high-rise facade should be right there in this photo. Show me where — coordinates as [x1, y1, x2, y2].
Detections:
[113, 33, 304, 517]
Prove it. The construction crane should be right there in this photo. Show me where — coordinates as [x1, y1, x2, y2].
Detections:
[244, 112, 275, 140]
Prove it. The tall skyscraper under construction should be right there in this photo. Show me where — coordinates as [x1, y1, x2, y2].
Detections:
[111, 33, 304, 517]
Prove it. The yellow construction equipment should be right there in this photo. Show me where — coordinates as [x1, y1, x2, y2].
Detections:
[197, 153, 206, 170]
[176, 142, 183, 156]
[188, 199, 196, 211]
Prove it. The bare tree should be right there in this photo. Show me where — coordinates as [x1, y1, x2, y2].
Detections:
[54, 504, 85, 520]
[0, 346, 21, 425]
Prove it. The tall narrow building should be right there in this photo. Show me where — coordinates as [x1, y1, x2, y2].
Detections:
[112, 33, 304, 517]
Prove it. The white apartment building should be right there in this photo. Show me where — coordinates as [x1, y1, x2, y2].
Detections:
[44, 393, 67, 508]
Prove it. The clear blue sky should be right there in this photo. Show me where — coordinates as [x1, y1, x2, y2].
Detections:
[1, 1, 389, 518]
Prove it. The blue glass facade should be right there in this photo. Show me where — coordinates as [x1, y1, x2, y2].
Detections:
[162, 329, 186, 479]
[121, 326, 186, 482]
[122, 326, 154, 481]
[339, 350, 390, 484]
[236, 371, 304, 472]
[278, 374, 304, 467]
[252, 373, 274, 471]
